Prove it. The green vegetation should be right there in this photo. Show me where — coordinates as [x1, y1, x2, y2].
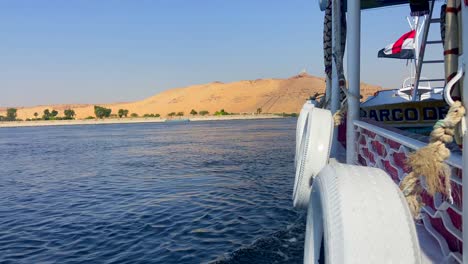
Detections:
[43, 109, 51, 120]
[85, 116, 95, 119]
[167, 112, 176, 117]
[6, 108, 17, 121]
[199, 110, 209, 116]
[94, 106, 112, 119]
[26, 108, 77, 121]
[130, 113, 139, 118]
[0, 116, 5, 121]
[64, 109, 75, 120]
[277, 112, 298, 117]
[214, 109, 229, 116]
[42, 109, 60, 120]
[118, 109, 129, 118]
[190, 109, 198, 116]
[143, 113, 160, 118]
[42, 109, 58, 120]
[176, 112, 184, 117]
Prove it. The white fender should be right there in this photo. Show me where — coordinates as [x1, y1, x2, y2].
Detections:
[293, 103, 333, 209]
[304, 161, 421, 264]
[295, 101, 315, 167]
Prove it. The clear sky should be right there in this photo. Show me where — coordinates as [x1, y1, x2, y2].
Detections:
[0, 0, 445, 107]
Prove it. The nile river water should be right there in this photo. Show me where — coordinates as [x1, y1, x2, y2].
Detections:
[0, 119, 304, 264]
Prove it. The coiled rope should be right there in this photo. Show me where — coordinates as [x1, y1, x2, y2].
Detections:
[400, 101, 465, 218]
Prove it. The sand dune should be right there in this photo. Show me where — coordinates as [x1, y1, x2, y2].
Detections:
[1, 73, 383, 120]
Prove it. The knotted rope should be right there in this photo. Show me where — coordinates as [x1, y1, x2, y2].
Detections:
[332, 87, 361, 126]
[400, 101, 465, 218]
[333, 104, 347, 126]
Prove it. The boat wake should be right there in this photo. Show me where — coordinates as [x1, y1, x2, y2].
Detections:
[210, 214, 306, 264]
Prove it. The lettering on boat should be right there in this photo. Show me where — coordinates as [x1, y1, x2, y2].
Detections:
[360, 101, 448, 127]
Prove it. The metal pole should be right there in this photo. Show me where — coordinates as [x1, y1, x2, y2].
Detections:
[413, 16, 419, 88]
[330, 0, 341, 155]
[346, 0, 360, 164]
[461, 2, 468, 262]
[412, 0, 435, 101]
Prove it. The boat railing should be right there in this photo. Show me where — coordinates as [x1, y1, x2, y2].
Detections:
[354, 120, 463, 263]
[402, 76, 435, 90]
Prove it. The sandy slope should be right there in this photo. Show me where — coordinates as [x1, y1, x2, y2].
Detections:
[1, 73, 382, 120]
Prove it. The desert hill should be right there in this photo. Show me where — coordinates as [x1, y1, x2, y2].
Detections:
[1, 73, 382, 120]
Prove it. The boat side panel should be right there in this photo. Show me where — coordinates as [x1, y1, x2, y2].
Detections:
[354, 121, 463, 262]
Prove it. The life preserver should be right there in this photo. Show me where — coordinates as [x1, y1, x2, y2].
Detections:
[304, 161, 421, 263]
[293, 103, 333, 209]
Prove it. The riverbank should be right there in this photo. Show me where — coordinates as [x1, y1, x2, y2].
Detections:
[0, 114, 284, 128]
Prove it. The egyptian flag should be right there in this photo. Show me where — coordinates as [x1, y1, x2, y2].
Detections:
[378, 30, 416, 59]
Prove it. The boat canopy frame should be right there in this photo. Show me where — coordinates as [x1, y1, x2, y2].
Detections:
[360, 0, 409, 10]
[320, 0, 410, 10]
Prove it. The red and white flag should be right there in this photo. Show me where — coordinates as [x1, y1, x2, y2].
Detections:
[378, 30, 415, 59]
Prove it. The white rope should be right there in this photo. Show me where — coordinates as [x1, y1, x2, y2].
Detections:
[400, 101, 465, 218]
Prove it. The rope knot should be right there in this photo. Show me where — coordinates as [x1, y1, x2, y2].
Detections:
[401, 101, 465, 218]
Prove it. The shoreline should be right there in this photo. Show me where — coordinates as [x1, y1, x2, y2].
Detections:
[0, 115, 285, 128]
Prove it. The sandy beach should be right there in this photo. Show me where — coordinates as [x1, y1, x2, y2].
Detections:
[0, 114, 284, 128]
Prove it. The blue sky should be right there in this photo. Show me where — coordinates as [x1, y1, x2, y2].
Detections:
[0, 1, 444, 106]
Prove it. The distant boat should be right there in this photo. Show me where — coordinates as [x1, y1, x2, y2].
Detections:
[165, 118, 190, 123]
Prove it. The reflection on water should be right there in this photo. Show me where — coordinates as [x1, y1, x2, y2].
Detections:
[0, 119, 303, 263]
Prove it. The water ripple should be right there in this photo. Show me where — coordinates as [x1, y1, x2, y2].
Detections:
[0, 119, 303, 263]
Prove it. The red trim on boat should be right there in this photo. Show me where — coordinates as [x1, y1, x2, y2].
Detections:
[444, 48, 459, 55]
[447, 72, 458, 82]
[446, 5, 461, 12]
